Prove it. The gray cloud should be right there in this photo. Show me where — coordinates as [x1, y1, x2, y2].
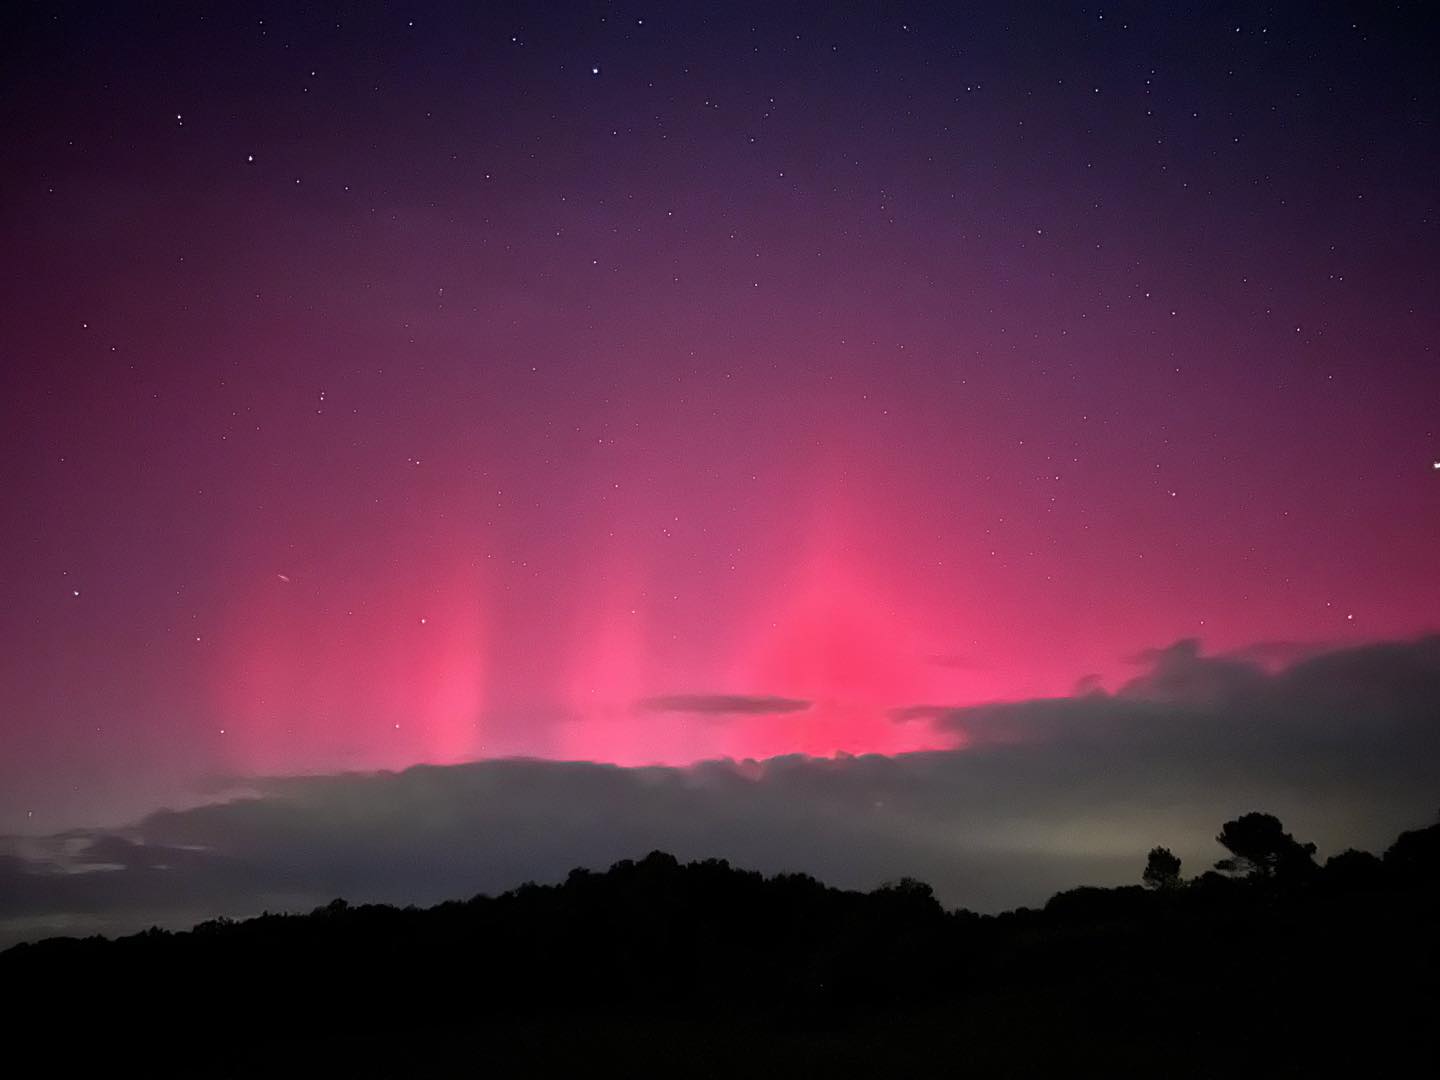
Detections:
[637, 694, 811, 717]
[915, 634, 1440, 753]
[3, 635, 1436, 948]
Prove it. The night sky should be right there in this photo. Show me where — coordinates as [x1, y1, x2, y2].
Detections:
[2, 3, 1439, 937]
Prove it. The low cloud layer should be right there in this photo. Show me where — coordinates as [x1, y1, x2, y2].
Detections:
[3, 635, 1437, 947]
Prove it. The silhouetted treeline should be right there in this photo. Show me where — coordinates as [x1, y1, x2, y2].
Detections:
[3, 814, 1438, 1077]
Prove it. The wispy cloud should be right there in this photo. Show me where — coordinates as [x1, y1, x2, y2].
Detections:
[637, 694, 811, 717]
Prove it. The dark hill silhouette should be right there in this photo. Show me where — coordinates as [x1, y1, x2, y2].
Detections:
[3, 814, 1437, 1077]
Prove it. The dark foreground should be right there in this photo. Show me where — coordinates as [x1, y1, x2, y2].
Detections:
[4, 816, 1437, 1077]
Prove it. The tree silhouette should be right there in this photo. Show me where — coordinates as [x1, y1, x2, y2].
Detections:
[5, 814, 1440, 1076]
[1321, 848, 1384, 891]
[1142, 846, 1182, 890]
[1383, 817, 1440, 885]
[1214, 812, 1317, 881]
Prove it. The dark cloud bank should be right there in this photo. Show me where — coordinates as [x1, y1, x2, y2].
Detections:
[3, 635, 1437, 948]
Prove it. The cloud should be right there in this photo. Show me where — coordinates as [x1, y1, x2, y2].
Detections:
[2, 635, 1437, 948]
[924, 653, 989, 671]
[1116, 638, 1268, 703]
[912, 634, 1440, 753]
[637, 694, 811, 717]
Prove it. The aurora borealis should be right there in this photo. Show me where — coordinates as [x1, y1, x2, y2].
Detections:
[2, 3, 1438, 937]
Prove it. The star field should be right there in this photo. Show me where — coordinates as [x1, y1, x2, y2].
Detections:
[2, 2, 1437, 831]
